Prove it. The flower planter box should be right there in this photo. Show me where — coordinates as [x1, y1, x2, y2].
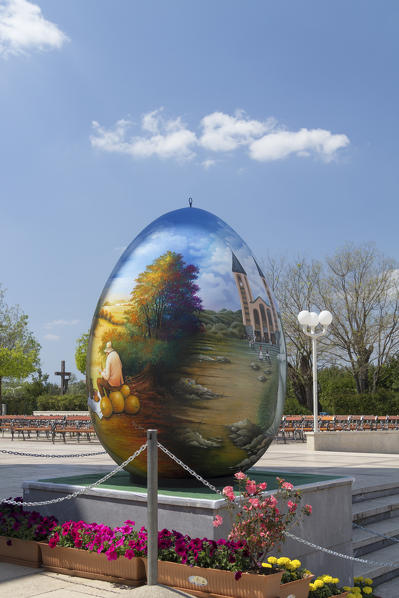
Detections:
[0, 536, 42, 568]
[151, 560, 283, 598]
[280, 575, 313, 598]
[40, 544, 146, 586]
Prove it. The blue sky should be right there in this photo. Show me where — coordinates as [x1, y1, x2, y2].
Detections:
[1, 1, 398, 382]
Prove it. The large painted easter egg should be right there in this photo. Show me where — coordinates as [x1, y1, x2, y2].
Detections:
[87, 207, 286, 480]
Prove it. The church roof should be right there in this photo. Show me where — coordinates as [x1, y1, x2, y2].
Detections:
[253, 257, 265, 279]
[232, 252, 246, 275]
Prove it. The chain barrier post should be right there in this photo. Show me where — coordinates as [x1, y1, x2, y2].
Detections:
[147, 429, 158, 586]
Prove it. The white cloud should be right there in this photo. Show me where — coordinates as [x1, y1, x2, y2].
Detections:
[199, 110, 275, 152]
[202, 159, 216, 169]
[91, 109, 349, 164]
[0, 0, 68, 57]
[45, 319, 79, 329]
[249, 128, 350, 162]
[91, 110, 197, 161]
[44, 333, 59, 341]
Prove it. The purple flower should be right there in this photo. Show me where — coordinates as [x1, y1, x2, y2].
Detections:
[234, 571, 242, 581]
[6, 539, 12, 546]
[125, 549, 135, 560]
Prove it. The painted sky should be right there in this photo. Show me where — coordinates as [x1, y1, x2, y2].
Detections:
[102, 207, 269, 313]
[1, 1, 398, 381]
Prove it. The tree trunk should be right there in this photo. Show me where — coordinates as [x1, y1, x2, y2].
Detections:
[0, 376, 2, 403]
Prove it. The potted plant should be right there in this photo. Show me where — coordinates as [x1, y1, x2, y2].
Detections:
[264, 556, 314, 598]
[0, 497, 58, 567]
[343, 576, 376, 597]
[309, 574, 349, 597]
[43, 519, 146, 586]
[152, 473, 312, 598]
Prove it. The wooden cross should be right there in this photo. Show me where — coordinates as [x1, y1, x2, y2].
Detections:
[55, 360, 71, 395]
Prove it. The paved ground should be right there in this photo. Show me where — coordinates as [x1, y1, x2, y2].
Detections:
[1, 436, 399, 596]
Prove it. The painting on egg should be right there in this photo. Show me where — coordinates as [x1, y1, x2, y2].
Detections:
[87, 207, 286, 480]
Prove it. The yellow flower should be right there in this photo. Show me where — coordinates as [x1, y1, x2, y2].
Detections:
[262, 563, 272, 568]
[347, 594, 356, 598]
[322, 575, 333, 583]
[354, 576, 364, 583]
[291, 559, 301, 569]
[363, 588, 372, 595]
[277, 557, 291, 566]
[332, 578, 339, 584]
[309, 583, 315, 591]
[304, 569, 312, 576]
[343, 586, 351, 591]
[267, 556, 278, 564]
[364, 578, 373, 585]
[314, 579, 324, 589]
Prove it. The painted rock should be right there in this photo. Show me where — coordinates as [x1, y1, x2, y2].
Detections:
[87, 207, 286, 480]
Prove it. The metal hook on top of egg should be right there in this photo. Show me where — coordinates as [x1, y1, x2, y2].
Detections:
[87, 207, 286, 480]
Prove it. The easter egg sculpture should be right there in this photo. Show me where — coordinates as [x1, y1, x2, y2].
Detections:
[87, 207, 286, 480]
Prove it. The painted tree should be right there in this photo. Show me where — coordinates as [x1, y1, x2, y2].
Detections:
[127, 251, 202, 340]
[0, 286, 40, 401]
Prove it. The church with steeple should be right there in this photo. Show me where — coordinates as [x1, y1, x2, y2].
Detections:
[232, 252, 279, 345]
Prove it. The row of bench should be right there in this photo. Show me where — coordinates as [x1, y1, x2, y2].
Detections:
[0, 415, 96, 443]
[278, 415, 399, 442]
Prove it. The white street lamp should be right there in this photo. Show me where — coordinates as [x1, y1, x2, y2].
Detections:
[297, 310, 333, 433]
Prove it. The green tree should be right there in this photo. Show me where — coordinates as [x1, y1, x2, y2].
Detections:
[75, 331, 89, 375]
[0, 286, 40, 401]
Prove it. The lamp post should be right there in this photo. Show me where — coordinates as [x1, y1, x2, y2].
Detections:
[297, 310, 333, 433]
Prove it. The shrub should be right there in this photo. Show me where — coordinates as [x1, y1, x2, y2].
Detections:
[36, 394, 87, 411]
[332, 390, 399, 415]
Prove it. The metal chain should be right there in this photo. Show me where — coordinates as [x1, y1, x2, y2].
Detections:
[1, 442, 147, 507]
[286, 530, 399, 568]
[157, 442, 223, 496]
[0, 449, 106, 458]
[353, 521, 399, 544]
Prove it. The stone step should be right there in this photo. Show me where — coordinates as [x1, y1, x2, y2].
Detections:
[353, 519, 399, 555]
[352, 494, 399, 525]
[353, 542, 399, 587]
[373, 575, 399, 597]
[353, 482, 399, 504]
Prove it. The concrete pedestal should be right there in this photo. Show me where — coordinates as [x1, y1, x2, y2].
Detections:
[308, 431, 399, 453]
[23, 469, 353, 583]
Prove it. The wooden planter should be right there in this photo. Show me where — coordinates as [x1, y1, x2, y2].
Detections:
[40, 544, 146, 586]
[0, 536, 41, 568]
[151, 560, 283, 598]
[280, 575, 313, 598]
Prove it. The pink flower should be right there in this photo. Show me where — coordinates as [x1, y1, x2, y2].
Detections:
[258, 482, 267, 490]
[105, 548, 118, 561]
[245, 480, 257, 495]
[222, 486, 235, 501]
[287, 501, 297, 512]
[234, 471, 246, 480]
[248, 498, 260, 508]
[268, 495, 277, 507]
[305, 504, 312, 514]
[125, 549, 135, 559]
[212, 515, 223, 528]
[282, 482, 293, 490]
